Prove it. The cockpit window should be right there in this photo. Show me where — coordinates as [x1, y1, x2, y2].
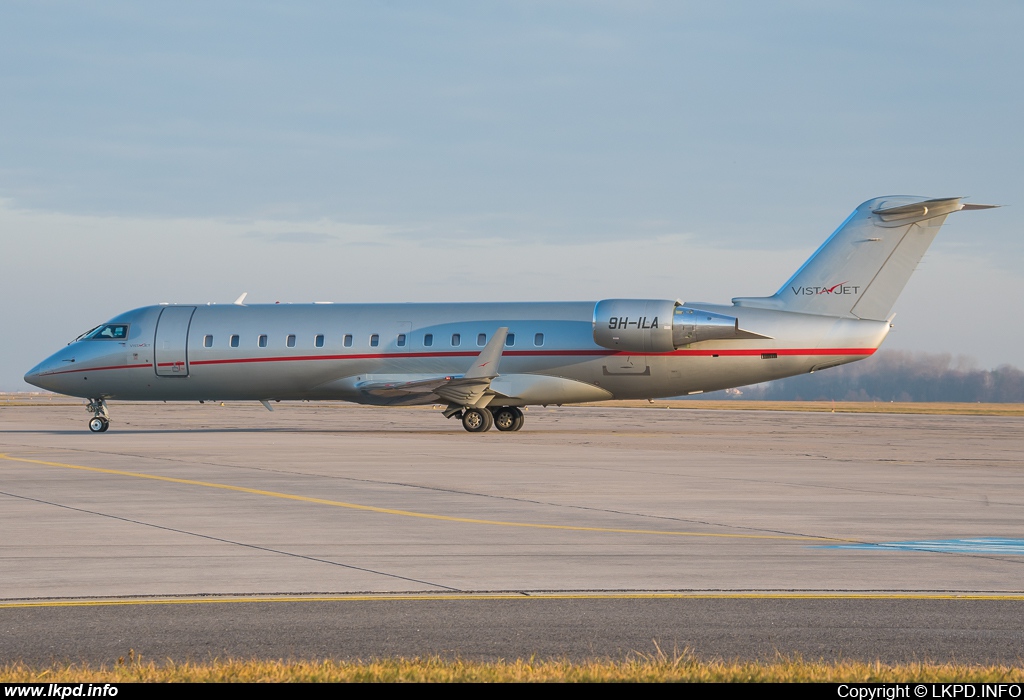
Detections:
[72, 326, 101, 343]
[85, 324, 129, 340]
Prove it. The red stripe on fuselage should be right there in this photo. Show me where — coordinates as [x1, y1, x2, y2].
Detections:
[180, 347, 876, 366]
[39, 363, 155, 377]
[45, 347, 876, 375]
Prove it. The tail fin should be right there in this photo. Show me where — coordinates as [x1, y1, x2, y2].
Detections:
[732, 196, 996, 320]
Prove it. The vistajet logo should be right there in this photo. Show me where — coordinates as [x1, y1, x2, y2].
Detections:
[791, 281, 860, 296]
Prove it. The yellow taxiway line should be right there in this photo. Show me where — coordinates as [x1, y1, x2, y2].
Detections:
[0, 452, 836, 542]
[4, 592, 1024, 610]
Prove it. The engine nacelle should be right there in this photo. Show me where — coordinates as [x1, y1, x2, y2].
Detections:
[593, 299, 752, 352]
[593, 299, 677, 353]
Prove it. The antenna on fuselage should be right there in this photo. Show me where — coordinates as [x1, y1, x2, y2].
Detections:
[233, 292, 248, 306]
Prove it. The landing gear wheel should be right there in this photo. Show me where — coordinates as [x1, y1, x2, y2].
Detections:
[86, 398, 110, 433]
[492, 407, 524, 432]
[461, 407, 494, 433]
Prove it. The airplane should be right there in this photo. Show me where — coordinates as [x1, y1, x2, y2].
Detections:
[24, 195, 996, 433]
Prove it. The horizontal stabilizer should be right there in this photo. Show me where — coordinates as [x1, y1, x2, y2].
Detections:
[872, 197, 962, 223]
[873, 198, 1000, 221]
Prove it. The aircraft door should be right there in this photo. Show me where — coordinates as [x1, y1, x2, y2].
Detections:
[154, 306, 196, 377]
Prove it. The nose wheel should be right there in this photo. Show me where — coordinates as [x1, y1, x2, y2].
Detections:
[86, 399, 111, 433]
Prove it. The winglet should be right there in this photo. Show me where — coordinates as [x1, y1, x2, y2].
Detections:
[464, 327, 509, 379]
[234, 292, 248, 306]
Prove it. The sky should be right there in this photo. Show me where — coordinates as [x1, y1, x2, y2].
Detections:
[2, 1, 1022, 390]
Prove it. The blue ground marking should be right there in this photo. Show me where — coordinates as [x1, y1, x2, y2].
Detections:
[819, 538, 1024, 554]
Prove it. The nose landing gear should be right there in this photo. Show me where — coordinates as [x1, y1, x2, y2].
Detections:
[86, 399, 110, 433]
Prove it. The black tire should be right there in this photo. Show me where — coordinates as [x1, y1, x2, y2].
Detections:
[510, 407, 525, 431]
[461, 407, 493, 433]
[89, 417, 108, 433]
[492, 407, 522, 432]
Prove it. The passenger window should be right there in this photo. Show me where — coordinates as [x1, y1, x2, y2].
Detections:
[203, 335, 213, 348]
[230, 335, 239, 348]
[424, 333, 433, 347]
[286, 334, 296, 348]
[505, 333, 515, 347]
[370, 334, 379, 347]
[397, 334, 406, 347]
[343, 334, 353, 347]
[535, 333, 544, 346]
[258, 335, 268, 348]
[315, 334, 325, 348]
[477, 333, 486, 346]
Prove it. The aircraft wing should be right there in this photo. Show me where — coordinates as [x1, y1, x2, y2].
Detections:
[328, 326, 609, 407]
[355, 373, 492, 399]
[355, 328, 510, 406]
[355, 374, 456, 398]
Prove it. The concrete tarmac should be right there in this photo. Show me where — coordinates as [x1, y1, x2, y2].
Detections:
[1, 402, 1023, 664]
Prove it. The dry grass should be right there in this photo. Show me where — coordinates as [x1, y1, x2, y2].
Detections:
[0, 393, 80, 407]
[4, 652, 1024, 683]
[579, 400, 1024, 416]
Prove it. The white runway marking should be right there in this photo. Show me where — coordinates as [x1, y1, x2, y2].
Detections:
[822, 538, 1024, 555]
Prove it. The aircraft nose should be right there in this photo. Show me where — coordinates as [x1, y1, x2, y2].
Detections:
[25, 361, 57, 391]
[24, 351, 73, 392]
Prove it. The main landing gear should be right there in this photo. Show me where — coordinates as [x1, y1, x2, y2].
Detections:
[86, 399, 110, 433]
[455, 406, 525, 433]
[491, 406, 525, 432]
